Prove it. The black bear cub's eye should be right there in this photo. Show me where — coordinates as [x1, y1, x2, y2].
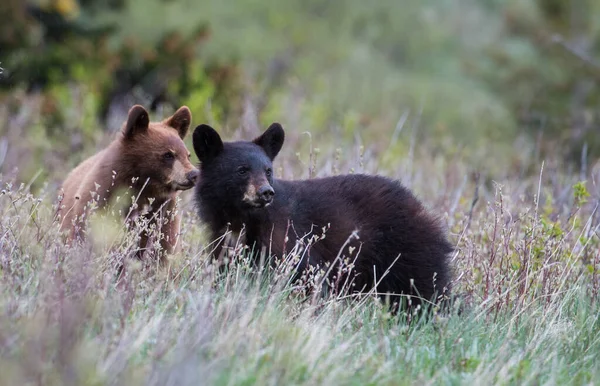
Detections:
[237, 166, 249, 175]
[163, 152, 175, 160]
[266, 168, 272, 177]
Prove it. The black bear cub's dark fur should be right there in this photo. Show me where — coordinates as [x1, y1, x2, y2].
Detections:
[192, 123, 453, 309]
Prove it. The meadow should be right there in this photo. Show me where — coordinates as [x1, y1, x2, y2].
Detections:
[1, 0, 600, 385]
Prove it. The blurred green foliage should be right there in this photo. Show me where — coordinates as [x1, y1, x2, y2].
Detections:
[1, 0, 241, 127]
[1, 0, 600, 184]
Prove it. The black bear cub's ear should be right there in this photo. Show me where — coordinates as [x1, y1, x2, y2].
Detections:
[123, 105, 150, 139]
[164, 106, 192, 139]
[193, 124, 224, 162]
[253, 123, 285, 161]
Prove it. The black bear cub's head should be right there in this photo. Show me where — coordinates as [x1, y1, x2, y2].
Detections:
[192, 123, 285, 210]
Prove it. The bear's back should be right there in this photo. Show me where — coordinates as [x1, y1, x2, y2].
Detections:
[274, 174, 429, 236]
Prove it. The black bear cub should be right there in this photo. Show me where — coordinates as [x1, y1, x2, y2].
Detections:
[193, 123, 453, 309]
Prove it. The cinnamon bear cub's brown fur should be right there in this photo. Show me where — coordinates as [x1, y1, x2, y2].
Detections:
[57, 104, 199, 260]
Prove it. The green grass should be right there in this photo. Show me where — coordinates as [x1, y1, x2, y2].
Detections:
[0, 126, 599, 385]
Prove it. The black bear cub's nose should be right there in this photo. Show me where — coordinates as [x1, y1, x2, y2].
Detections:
[187, 170, 200, 185]
[258, 185, 275, 202]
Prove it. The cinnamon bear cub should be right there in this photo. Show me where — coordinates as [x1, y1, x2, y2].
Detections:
[192, 123, 453, 309]
[57, 105, 199, 260]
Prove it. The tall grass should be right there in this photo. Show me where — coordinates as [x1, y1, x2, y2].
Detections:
[3, 1, 600, 384]
[0, 121, 599, 385]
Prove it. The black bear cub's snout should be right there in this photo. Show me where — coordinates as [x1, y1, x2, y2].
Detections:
[242, 180, 275, 208]
[258, 185, 275, 204]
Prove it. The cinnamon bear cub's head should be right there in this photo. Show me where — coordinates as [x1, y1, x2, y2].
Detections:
[192, 123, 285, 212]
[119, 105, 199, 197]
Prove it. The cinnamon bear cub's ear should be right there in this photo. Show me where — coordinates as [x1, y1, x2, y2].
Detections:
[165, 106, 192, 139]
[122, 105, 150, 139]
[193, 124, 224, 162]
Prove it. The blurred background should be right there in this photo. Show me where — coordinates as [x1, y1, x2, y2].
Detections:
[1, 0, 600, 191]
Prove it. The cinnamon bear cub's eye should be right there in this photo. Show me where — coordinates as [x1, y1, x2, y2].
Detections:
[163, 152, 175, 160]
